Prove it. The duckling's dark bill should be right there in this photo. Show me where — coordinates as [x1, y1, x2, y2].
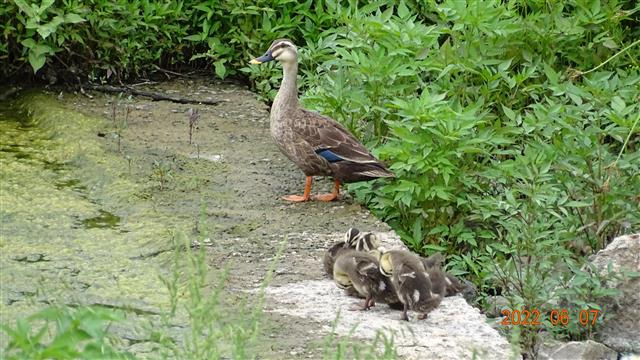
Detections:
[250, 52, 274, 64]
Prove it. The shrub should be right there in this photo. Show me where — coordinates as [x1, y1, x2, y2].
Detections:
[299, 0, 640, 353]
[2, 305, 133, 359]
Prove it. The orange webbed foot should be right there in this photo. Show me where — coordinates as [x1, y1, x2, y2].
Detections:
[314, 179, 340, 202]
[314, 193, 339, 202]
[348, 297, 373, 311]
[283, 176, 313, 202]
[282, 194, 310, 202]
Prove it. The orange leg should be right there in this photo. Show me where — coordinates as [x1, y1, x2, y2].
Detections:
[283, 176, 312, 202]
[314, 179, 340, 202]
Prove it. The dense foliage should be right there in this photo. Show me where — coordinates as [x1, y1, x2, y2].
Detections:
[3, 0, 639, 355]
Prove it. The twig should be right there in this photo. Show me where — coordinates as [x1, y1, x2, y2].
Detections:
[608, 112, 639, 169]
[129, 80, 158, 87]
[152, 64, 191, 77]
[81, 84, 225, 105]
[188, 108, 200, 145]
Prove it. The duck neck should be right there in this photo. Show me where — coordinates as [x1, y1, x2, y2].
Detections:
[272, 61, 298, 116]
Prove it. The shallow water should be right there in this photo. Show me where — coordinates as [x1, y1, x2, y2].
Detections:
[0, 93, 174, 353]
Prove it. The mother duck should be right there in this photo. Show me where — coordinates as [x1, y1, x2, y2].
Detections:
[250, 39, 394, 202]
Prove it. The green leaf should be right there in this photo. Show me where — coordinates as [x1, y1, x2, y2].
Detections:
[397, 1, 409, 18]
[14, 0, 35, 18]
[502, 105, 516, 121]
[543, 63, 558, 84]
[21, 38, 36, 49]
[411, 219, 422, 244]
[498, 58, 512, 72]
[214, 60, 226, 78]
[28, 50, 46, 73]
[611, 96, 626, 114]
[64, 13, 85, 24]
[566, 200, 591, 207]
[602, 39, 618, 49]
[39, 0, 55, 13]
[184, 34, 204, 42]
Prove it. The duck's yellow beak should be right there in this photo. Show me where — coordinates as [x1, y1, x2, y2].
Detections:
[250, 51, 274, 64]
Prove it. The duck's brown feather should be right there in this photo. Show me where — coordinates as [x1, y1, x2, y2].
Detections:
[288, 108, 395, 182]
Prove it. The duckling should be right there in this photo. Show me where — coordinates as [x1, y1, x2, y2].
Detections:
[348, 232, 380, 252]
[421, 253, 465, 297]
[379, 249, 444, 321]
[333, 249, 399, 310]
[323, 227, 360, 278]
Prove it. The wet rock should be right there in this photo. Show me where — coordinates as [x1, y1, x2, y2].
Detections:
[485, 295, 509, 318]
[538, 339, 618, 360]
[12, 253, 48, 263]
[590, 233, 640, 353]
[460, 279, 478, 303]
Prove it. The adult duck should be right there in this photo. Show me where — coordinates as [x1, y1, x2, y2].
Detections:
[250, 39, 394, 202]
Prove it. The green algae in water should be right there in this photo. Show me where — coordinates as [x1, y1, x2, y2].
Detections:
[76, 209, 121, 230]
[55, 178, 88, 192]
[1, 94, 175, 353]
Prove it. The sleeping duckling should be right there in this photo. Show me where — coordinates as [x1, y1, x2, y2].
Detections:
[333, 249, 399, 311]
[323, 227, 361, 278]
[421, 253, 466, 297]
[379, 249, 444, 321]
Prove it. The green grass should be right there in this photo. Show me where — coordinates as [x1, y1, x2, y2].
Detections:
[2, 232, 398, 359]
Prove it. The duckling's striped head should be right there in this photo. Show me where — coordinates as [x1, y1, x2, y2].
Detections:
[354, 233, 379, 252]
[343, 227, 361, 247]
[250, 39, 298, 64]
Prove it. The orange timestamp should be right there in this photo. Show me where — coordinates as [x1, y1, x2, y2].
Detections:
[500, 308, 600, 326]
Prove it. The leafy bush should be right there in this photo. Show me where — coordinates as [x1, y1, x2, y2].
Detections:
[2, 305, 132, 359]
[2, 0, 195, 80]
[298, 0, 640, 353]
[1, 0, 359, 82]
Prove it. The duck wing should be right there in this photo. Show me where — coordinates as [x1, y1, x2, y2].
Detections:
[293, 109, 381, 164]
[354, 256, 381, 281]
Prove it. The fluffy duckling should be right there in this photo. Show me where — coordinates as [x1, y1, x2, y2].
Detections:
[323, 227, 360, 278]
[379, 249, 444, 321]
[333, 249, 399, 310]
[421, 253, 466, 297]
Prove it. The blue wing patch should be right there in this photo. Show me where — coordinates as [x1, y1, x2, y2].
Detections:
[316, 149, 344, 163]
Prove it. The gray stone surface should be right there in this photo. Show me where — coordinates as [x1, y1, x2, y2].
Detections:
[260, 230, 516, 360]
[590, 233, 640, 353]
[538, 340, 618, 360]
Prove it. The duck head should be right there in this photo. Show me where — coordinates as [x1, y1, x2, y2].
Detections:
[250, 39, 298, 65]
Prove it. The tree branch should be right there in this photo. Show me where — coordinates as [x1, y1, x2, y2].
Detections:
[81, 84, 225, 106]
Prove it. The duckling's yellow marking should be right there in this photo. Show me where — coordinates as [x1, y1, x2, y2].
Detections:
[334, 271, 352, 289]
[379, 253, 393, 276]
